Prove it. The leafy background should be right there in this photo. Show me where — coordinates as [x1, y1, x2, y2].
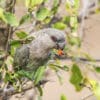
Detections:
[0, 0, 100, 100]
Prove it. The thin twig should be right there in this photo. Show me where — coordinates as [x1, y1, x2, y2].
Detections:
[0, 81, 34, 97]
[81, 93, 94, 100]
[59, 55, 100, 62]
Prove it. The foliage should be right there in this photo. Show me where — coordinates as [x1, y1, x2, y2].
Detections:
[70, 63, 83, 91]
[0, 8, 19, 26]
[34, 66, 46, 85]
[36, 7, 50, 21]
[60, 94, 67, 100]
[52, 22, 67, 30]
[0, 0, 100, 100]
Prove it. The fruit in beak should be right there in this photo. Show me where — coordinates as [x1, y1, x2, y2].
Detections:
[57, 49, 64, 56]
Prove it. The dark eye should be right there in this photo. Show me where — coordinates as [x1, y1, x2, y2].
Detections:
[51, 36, 57, 42]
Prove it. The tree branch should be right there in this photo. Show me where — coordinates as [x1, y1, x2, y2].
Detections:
[0, 81, 34, 98]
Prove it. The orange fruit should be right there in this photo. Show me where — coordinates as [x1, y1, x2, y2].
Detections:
[57, 49, 64, 56]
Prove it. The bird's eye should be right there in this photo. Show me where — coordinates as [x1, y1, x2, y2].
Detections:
[51, 36, 57, 42]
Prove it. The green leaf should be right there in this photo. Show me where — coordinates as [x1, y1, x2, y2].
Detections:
[10, 46, 16, 56]
[0, 7, 7, 22]
[65, 0, 79, 15]
[3, 12, 19, 26]
[95, 8, 100, 14]
[4, 73, 11, 83]
[70, 64, 83, 91]
[89, 80, 100, 100]
[50, 0, 59, 14]
[36, 7, 50, 21]
[44, 17, 51, 24]
[34, 66, 46, 85]
[25, 0, 44, 10]
[53, 0, 59, 7]
[10, 40, 21, 46]
[66, 2, 71, 10]
[94, 67, 100, 73]
[69, 36, 81, 47]
[10, 40, 21, 56]
[16, 31, 28, 39]
[70, 16, 78, 31]
[0, 8, 19, 26]
[17, 70, 34, 80]
[62, 16, 70, 24]
[37, 86, 43, 96]
[74, 0, 80, 10]
[4, 72, 16, 83]
[94, 83, 100, 100]
[19, 14, 31, 25]
[60, 94, 67, 100]
[63, 65, 69, 71]
[52, 22, 67, 30]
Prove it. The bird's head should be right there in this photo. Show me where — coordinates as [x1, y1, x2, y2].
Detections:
[46, 28, 66, 50]
[30, 28, 66, 56]
[50, 35, 66, 50]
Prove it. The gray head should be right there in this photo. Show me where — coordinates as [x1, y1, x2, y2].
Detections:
[30, 28, 66, 51]
[37, 28, 66, 50]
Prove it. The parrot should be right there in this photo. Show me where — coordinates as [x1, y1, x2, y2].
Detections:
[14, 28, 66, 71]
